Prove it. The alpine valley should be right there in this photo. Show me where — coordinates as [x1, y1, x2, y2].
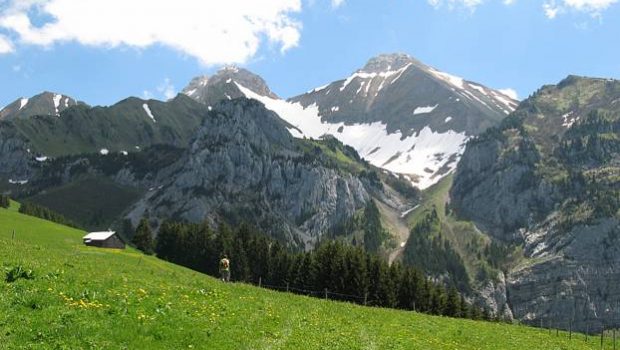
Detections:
[1, 53, 618, 332]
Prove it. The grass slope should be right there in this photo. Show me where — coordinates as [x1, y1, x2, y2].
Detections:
[0, 201, 607, 349]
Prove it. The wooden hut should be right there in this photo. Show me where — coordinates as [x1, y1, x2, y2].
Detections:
[83, 231, 125, 249]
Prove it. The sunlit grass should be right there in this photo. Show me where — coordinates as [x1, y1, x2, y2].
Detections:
[0, 201, 610, 349]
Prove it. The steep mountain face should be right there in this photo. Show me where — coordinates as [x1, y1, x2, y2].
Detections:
[181, 66, 278, 106]
[0, 123, 34, 183]
[0, 93, 207, 183]
[450, 76, 620, 331]
[124, 98, 411, 248]
[0, 91, 80, 120]
[194, 54, 516, 189]
[1, 87, 415, 251]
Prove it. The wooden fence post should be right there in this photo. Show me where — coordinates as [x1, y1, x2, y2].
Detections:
[601, 327, 605, 350]
[613, 329, 616, 350]
[324, 288, 328, 300]
[363, 292, 368, 306]
[569, 320, 572, 340]
[258, 277, 262, 288]
[286, 282, 289, 292]
[12, 229, 15, 240]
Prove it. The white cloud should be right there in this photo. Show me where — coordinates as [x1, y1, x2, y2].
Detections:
[142, 90, 154, 100]
[331, 0, 345, 8]
[157, 78, 176, 100]
[543, 2, 561, 18]
[543, 0, 618, 18]
[0, 34, 14, 53]
[427, 0, 617, 16]
[0, 0, 302, 65]
[499, 88, 519, 100]
[427, 0, 485, 10]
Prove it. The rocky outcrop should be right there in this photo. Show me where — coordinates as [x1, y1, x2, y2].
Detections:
[0, 124, 35, 182]
[450, 76, 620, 331]
[182, 66, 278, 106]
[450, 132, 558, 240]
[508, 218, 620, 333]
[126, 98, 376, 248]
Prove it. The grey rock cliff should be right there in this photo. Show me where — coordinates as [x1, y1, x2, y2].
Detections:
[450, 76, 620, 331]
[126, 98, 374, 248]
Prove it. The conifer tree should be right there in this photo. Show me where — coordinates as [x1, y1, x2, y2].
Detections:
[445, 286, 462, 317]
[0, 194, 10, 208]
[133, 218, 154, 255]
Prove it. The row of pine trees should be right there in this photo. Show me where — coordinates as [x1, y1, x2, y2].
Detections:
[132, 218, 492, 321]
[17, 201, 79, 228]
[0, 194, 10, 209]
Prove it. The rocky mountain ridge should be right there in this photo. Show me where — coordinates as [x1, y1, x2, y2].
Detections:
[450, 75, 620, 331]
[181, 53, 518, 189]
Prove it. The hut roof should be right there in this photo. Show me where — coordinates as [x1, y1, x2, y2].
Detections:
[83, 231, 116, 242]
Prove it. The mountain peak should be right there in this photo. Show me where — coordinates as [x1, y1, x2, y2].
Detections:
[182, 67, 278, 104]
[361, 53, 421, 73]
[0, 91, 79, 120]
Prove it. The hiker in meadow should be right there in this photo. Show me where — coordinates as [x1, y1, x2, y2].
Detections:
[219, 254, 231, 282]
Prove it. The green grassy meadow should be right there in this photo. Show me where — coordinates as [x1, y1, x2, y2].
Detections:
[0, 201, 610, 349]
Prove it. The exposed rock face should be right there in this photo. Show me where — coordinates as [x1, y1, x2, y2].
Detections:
[451, 76, 620, 331]
[0, 124, 34, 180]
[126, 98, 375, 248]
[182, 66, 278, 106]
[508, 219, 620, 333]
[478, 272, 514, 321]
[450, 132, 557, 240]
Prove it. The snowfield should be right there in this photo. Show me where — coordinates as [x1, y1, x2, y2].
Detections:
[237, 83, 467, 189]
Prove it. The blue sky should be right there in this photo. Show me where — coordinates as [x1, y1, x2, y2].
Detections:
[1, 0, 619, 107]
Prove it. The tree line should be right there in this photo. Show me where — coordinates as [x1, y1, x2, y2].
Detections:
[18, 202, 80, 229]
[0, 194, 9, 209]
[133, 218, 492, 321]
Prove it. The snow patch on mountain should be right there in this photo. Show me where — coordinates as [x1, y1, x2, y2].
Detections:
[492, 91, 519, 110]
[413, 104, 438, 115]
[237, 82, 467, 189]
[9, 179, 28, 185]
[428, 67, 464, 90]
[339, 63, 412, 92]
[53, 94, 62, 116]
[19, 98, 28, 110]
[142, 103, 156, 123]
[562, 111, 579, 128]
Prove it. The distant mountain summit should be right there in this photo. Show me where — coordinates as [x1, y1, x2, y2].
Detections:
[191, 53, 517, 188]
[181, 66, 278, 106]
[0, 91, 80, 120]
